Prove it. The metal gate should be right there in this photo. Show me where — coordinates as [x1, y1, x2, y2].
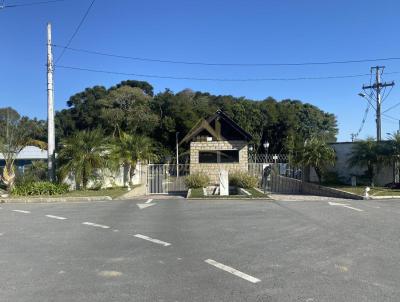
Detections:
[147, 164, 189, 194]
[249, 163, 303, 194]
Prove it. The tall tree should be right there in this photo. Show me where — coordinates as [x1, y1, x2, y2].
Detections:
[55, 80, 339, 157]
[99, 86, 159, 136]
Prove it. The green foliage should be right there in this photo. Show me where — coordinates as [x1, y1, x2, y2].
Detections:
[185, 173, 210, 188]
[109, 132, 157, 186]
[189, 188, 205, 198]
[16, 161, 48, 184]
[321, 171, 345, 186]
[347, 137, 387, 185]
[300, 137, 336, 183]
[229, 172, 259, 189]
[0, 107, 47, 192]
[58, 129, 108, 189]
[99, 86, 159, 136]
[12, 181, 69, 196]
[55, 81, 338, 157]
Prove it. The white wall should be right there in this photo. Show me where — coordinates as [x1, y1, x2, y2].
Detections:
[309, 142, 393, 186]
[64, 164, 146, 190]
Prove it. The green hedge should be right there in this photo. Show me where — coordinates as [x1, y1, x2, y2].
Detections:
[185, 173, 210, 189]
[12, 181, 69, 196]
[229, 172, 258, 189]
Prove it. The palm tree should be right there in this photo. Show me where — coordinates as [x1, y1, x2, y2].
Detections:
[110, 132, 157, 187]
[381, 132, 400, 183]
[301, 136, 336, 184]
[0, 108, 46, 192]
[58, 129, 108, 190]
[347, 137, 384, 186]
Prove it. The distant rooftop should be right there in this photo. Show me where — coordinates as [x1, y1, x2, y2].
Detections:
[0, 146, 47, 160]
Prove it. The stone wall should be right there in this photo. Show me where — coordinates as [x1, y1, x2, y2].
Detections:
[190, 140, 248, 184]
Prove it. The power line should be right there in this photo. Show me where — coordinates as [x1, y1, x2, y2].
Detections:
[352, 104, 371, 140]
[382, 113, 399, 121]
[383, 101, 400, 114]
[55, 64, 377, 82]
[51, 44, 400, 67]
[55, 0, 96, 64]
[1, 0, 66, 8]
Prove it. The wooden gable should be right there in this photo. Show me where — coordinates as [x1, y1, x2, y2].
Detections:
[180, 110, 252, 144]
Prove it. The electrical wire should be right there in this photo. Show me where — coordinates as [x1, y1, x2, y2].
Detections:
[51, 44, 400, 67]
[381, 85, 394, 103]
[353, 104, 370, 139]
[383, 101, 400, 114]
[55, 64, 375, 82]
[55, 0, 96, 63]
[382, 113, 399, 121]
[1, 0, 66, 8]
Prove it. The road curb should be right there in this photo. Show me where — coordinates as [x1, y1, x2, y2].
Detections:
[0, 196, 113, 203]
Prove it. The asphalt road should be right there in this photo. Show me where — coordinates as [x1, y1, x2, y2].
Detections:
[1, 197, 400, 301]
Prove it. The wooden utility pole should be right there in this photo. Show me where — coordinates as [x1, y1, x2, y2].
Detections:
[362, 66, 395, 141]
[47, 23, 56, 181]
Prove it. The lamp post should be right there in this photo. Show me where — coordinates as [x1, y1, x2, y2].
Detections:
[263, 141, 270, 163]
[248, 145, 254, 162]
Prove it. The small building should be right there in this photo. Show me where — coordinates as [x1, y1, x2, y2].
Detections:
[0, 146, 47, 175]
[180, 110, 252, 184]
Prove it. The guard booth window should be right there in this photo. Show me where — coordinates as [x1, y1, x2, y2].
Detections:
[199, 150, 239, 163]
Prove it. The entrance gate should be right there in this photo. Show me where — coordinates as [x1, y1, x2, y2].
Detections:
[147, 163, 302, 195]
[147, 164, 189, 194]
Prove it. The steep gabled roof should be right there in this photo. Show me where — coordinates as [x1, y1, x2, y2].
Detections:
[180, 110, 252, 144]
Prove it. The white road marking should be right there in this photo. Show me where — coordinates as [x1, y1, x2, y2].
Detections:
[328, 202, 364, 212]
[82, 222, 110, 229]
[46, 215, 67, 220]
[131, 234, 171, 246]
[145, 199, 153, 204]
[205, 259, 261, 284]
[12, 210, 30, 214]
[137, 203, 156, 209]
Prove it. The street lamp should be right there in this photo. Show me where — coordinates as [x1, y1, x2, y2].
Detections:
[248, 145, 254, 162]
[263, 141, 270, 162]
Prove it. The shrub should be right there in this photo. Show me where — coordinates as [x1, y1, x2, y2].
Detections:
[12, 181, 69, 196]
[229, 172, 258, 189]
[185, 173, 210, 189]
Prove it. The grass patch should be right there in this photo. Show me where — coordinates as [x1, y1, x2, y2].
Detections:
[9, 187, 129, 199]
[189, 188, 205, 198]
[62, 187, 129, 199]
[188, 187, 269, 199]
[246, 187, 269, 198]
[332, 186, 400, 196]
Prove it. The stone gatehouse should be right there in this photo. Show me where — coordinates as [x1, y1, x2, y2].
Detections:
[180, 110, 252, 184]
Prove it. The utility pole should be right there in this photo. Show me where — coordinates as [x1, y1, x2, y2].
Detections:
[362, 66, 395, 141]
[47, 23, 56, 182]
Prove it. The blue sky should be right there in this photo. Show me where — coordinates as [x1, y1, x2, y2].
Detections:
[1, 0, 400, 141]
